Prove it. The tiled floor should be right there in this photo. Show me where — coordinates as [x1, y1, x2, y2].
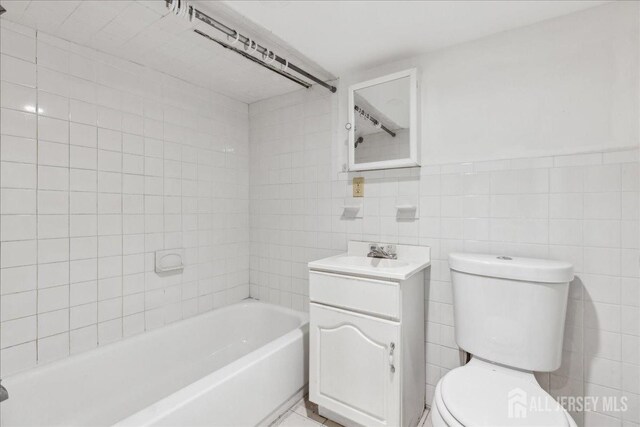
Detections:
[271, 395, 430, 427]
[271, 396, 340, 427]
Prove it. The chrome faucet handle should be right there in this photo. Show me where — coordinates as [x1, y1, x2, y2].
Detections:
[383, 244, 398, 259]
[367, 243, 397, 259]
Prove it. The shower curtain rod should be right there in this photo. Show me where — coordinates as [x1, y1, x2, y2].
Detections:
[166, 0, 337, 93]
[354, 105, 397, 138]
[194, 29, 311, 90]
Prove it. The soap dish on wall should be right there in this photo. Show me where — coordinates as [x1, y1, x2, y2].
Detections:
[341, 204, 363, 218]
[396, 204, 417, 211]
[155, 249, 185, 274]
[396, 200, 418, 220]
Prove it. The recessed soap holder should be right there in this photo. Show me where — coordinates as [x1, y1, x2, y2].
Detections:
[341, 204, 363, 218]
[396, 204, 417, 211]
[396, 200, 418, 220]
[155, 249, 185, 274]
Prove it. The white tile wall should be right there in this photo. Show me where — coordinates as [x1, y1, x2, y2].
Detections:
[0, 10, 637, 427]
[0, 21, 250, 376]
[249, 87, 639, 426]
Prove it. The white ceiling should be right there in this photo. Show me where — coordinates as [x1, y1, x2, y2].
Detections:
[1, 1, 610, 104]
[225, 0, 610, 75]
[0, 0, 333, 103]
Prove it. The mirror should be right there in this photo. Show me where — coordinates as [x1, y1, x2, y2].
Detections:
[348, 68, 418, 171]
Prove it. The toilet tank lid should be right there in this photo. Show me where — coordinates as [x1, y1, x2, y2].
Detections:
[449, 253, 574, 283]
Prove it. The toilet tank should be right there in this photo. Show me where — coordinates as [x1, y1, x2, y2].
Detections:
[449, 253, 574, 372]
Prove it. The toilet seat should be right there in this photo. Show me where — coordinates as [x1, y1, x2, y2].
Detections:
[434, 381, 463, 427]
[435, 358, 572, 427]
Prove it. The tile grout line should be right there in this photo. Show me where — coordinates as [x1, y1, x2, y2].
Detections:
[66, 36, 72, 356]
[142, 99, 147, 333]
[618, 165, 623, 404]
[94, 102, 99, 349]
[34, 28, 40, 364]
[120, 110, 124, 339]
[580, 163, 586, 414]
[161, 108, 166, 323]
[178, 113, 184, 320]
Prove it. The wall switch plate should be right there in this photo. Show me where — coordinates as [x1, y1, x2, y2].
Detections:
[353, 177, 364, 197]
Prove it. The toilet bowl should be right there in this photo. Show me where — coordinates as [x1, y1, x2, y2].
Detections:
[427, 358, 577, 427]
[427, 253, 576, 427]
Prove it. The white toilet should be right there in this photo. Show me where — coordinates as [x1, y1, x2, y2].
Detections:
[427, 253, 577, 427]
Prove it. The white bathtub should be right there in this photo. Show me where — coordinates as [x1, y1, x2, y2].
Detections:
[1, 300, 309, 426]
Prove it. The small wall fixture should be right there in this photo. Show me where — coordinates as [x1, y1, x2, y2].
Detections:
[396, 198, 418, 220]
[341, 204, 363, 219]
[396, 205, 416, 211]
[155, 249, 185, 274]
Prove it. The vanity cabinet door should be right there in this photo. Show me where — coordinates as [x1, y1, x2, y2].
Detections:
[309, 303, 400, 427]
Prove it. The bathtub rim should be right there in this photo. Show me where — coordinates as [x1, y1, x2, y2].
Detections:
[115, 303, 309, 426]
[3, 299, 307, 383]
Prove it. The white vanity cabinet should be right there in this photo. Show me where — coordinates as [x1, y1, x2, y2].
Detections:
[308, 242, 430, 427]
[310, 302, 401, 426]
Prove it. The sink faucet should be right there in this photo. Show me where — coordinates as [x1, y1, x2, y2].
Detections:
[0, 380, 8, 403]
[368, 243, 397, 259]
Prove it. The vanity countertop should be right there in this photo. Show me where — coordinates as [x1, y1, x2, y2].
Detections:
[308, 242, 430, 281]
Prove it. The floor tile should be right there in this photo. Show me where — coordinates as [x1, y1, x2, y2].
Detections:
[418, 408, 431, 427]
[278, 411, 325, 427]
[292, 397, 327, 423]
[274, 395, 429, 427]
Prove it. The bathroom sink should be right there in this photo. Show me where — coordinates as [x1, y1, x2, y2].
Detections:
[329, 256, 409, 269]
[308, 242, 430, 280]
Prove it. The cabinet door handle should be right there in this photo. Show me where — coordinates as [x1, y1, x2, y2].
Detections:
[389, 342, 395, 373]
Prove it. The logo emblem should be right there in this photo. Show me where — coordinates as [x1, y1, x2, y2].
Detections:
[508, 388, 528, 418]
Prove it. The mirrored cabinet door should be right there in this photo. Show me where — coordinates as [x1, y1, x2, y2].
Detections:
[348, 68, 419, 171]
